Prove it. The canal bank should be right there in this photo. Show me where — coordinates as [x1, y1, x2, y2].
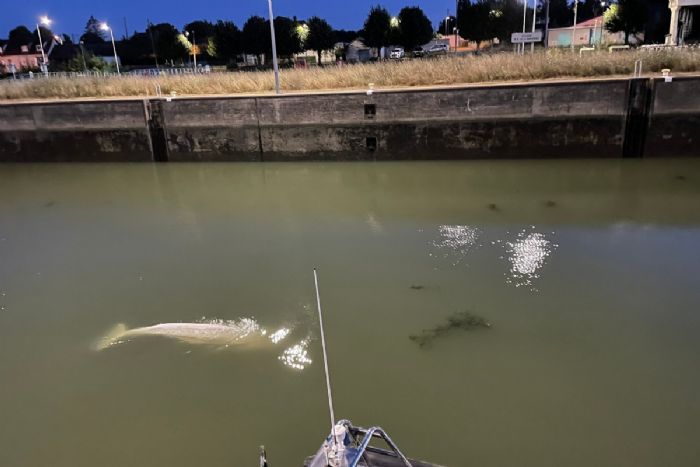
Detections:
[0, 76, 698, 161]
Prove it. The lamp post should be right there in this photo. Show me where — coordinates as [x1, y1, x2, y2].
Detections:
[79, 40, 88, 73]
[185, 30, 197, 71]
[267, 0, 281, 94]
[544, 0, 551, 49]
[100, 22, 120, 75]
[599, 1, 607, 45]
[521, 0, 528, 54]
[572, 0, 579, 52]
[531, 0, 537, 53]
[36, 16, 51, 73]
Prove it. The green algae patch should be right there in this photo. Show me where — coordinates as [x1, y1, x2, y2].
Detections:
[410, 311, 492, 348]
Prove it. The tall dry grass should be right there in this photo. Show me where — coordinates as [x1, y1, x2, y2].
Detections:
[2, 48, 699, 101]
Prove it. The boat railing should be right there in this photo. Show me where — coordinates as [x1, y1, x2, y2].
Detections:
[337, 420, 413, 467]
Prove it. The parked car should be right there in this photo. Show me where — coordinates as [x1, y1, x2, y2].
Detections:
[413, 46, 425, 57]
[426, 43, 449, 56]
[389, 47, 405, 59]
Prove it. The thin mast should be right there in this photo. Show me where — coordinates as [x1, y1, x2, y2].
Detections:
[313, 269, 336, 432]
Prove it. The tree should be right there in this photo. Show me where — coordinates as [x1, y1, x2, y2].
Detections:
[605, 0, 648, 44]
[209, 20, 241, 65]
[437, 16, 457, 36]
[61, 51, 110, 72]
[458, 0, 495, 50]
[273, 16, 303, 58]
[396, 7, 433, 50]
[489, 0, 525, 42]
[147, 23, 188, 64]
[547, 0, 573, 28]
[306, 17, 335, 64]
[362, 5, 391, 52]
[7, 26, 34, 50]
[183, 20, 215, 41]
[80, 15, 106, 44]
[242, 16, 270, 64]
[332, 29, 358, 43]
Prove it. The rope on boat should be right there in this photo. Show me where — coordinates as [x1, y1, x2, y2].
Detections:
[313, 269, 337, 437]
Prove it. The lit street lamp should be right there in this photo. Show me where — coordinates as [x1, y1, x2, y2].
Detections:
[267, 0, 281, 94]
[100, 22, 120, 75]
[36, 15, 52, 72]
[185, 31, 197, 71]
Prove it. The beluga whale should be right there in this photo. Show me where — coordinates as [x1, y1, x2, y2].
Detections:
[94, 318, 292, 351]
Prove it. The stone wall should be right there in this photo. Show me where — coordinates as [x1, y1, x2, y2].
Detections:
[0, 77, 697, 161]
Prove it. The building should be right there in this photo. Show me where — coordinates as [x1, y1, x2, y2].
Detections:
[344, 39, 376, 63]
[666, 0, 700, 44]
[547, 16, 637, 47]
[0, 37, 58, 73]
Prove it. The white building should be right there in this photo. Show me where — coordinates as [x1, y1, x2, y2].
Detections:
[666, 0, 700, 45]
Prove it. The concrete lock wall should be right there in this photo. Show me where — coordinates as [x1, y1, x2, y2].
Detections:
[0, 77, 698, 162]
[0, 100, 153, 162]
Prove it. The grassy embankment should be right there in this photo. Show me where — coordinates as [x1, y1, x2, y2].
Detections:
[1, 48, 699, 100]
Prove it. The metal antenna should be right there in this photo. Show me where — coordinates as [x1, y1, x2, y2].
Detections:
[313, 269, 336, 434]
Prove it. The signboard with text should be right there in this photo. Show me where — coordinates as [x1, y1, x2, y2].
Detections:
[511, 31, 543, 43]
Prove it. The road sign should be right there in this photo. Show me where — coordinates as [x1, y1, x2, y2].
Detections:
[511, 31, 543, 43]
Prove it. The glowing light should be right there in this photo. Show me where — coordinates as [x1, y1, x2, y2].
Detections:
[279, 339, 312, 370]
[431, 225, 481, 266]
[390, 16, 400, 28]
[39, 16, 52, 26]
[504, 228, 558, 289]
[100, 23, 110, 31]
[269, 328, 291, 344]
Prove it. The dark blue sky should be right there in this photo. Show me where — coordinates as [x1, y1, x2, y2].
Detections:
[3, 1, 460, 39]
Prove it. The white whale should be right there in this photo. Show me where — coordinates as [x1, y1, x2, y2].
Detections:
[95, 318, 290, 351]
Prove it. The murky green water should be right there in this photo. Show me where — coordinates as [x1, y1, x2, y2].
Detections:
[1, 160, 700, 467]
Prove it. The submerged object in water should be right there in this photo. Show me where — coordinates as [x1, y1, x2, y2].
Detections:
[94, 318, 282, 350]
[409, 310, 491, 348]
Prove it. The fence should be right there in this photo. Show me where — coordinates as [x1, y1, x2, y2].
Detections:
[1, 66, 224, 81]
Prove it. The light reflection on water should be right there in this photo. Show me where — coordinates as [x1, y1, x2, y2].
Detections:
[278, 338, 313, 370]
[504, 228, 558, 290]
[431, 224, 558, 290]
[430, 225, 482, 265]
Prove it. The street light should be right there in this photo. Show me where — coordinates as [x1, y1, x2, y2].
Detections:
[572, 0, 579, 52]
[531, 0, 537, 54]
[599, 1, 607, 45]
[267, 0, 281, 94]
[79, 40, 88, 73]
[36, 16, 52, 71]
[185, 31, 197, 71]
[100, 22, 120, 75]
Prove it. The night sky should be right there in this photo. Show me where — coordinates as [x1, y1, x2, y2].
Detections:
[2, 1, 461, 40]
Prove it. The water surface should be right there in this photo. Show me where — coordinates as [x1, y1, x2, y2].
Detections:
[1, 160, 699, 467]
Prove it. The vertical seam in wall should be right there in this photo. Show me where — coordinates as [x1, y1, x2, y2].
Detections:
[640, 78, 655, 158]
[620, 79, 632, 158]
[143, 99, 155, 162]
[254, 97, 264, 162]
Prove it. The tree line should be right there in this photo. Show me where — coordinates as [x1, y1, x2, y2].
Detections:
[2, 1, 667, 72]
